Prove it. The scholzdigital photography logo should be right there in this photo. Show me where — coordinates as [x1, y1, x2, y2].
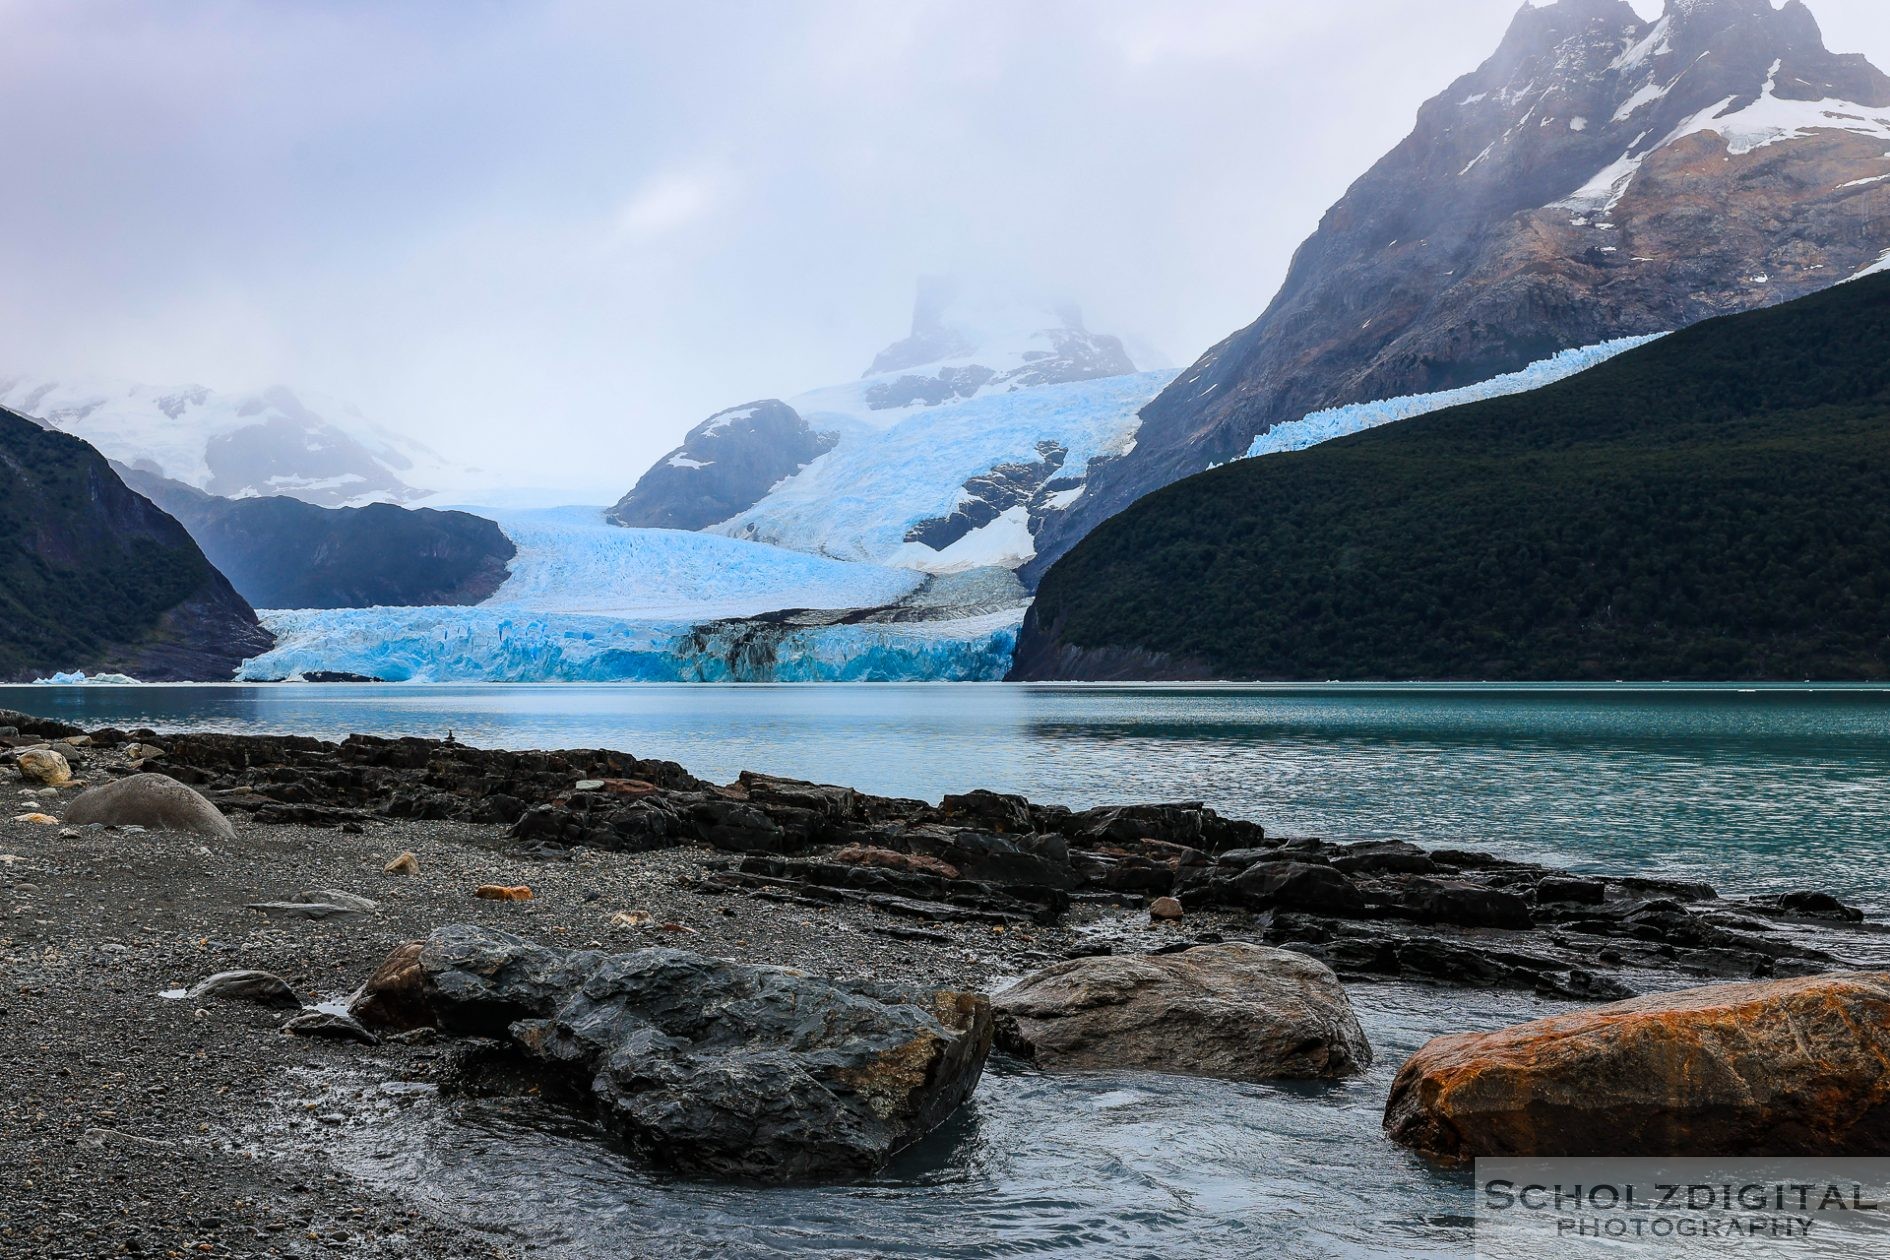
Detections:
[1475, 1160, 1890, 1256]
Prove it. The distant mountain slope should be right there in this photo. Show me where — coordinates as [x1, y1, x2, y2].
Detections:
[0, 406, 273, 681]
[610, 281, 1166, 574]
[1025, 0, 1890, 583]
[118, 469, 516, 610]
[1011, 274, 1890, 682]
[0, 376, 460, 507]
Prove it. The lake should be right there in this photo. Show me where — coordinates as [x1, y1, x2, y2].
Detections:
[7, 680, 1889, 909]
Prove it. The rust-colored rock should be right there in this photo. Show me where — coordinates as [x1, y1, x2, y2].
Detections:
[347, 941, 431, 1031]
[1385, 972, 1890, 1162]
[474, 884, 533, 902]
[1149, 896, 1183, 921]
[831, 844, 960, 881]
[383, 851, 419, 875]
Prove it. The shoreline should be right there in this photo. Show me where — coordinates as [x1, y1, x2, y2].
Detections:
[3, 710, 1886, 1256]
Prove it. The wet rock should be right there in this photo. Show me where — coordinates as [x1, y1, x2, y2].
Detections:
[993, 942, 1370, 1081]
[473, 884, 533, 902]
[1149, 896, 1184, 922]
[1385, 972, 1890, 1162]
[1233, 861, 1365, 913]
[64, 774, 235, 840]
[1331, 840, 1435, 875]
[1768, 890, 1866, 923]
[346, 941, 429, 1031]
[376, 925, 993, 1180]
[182, 970, 302, 1009]
[1390, 879, 1532, 930]
[1534, 876, 1606, 904]
[830, 844, 960, 880]
[939, 790, 1037, 834]
[384, 851, 420, 875]
[282, 1009, 380, 1044]
[14, 748, 72, 787]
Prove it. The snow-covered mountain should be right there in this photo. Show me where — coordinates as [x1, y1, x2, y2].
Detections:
[609, 282, 1173, 574]
[1025, 0, 1890, 583]
[0, 376, 464, 507]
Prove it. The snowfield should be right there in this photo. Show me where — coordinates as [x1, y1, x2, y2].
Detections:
[481, 507, 922, 619]
[1244, 335, 1664, 460]
[715, 369, 1174, 567]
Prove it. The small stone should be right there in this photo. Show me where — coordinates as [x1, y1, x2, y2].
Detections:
[58, 828, 79, 839]
[573, 779, 606, 791]
[292, 889, 379, 912]
[474, 884, 533, 902]
[383, 852, 420, 875]
[124, 743, 167, 761]
[58, 735, 92, 748]
[246, 901, 365, 921]
[281, 1009, 380, 1045]
[15, 748, 72, 787]
[656, 920, 697, 934]
[182, 970, 303, 1009]
[1149, 896, 1184, 921]
[609, 910, 653, 928]
[10, 812, 58, 825]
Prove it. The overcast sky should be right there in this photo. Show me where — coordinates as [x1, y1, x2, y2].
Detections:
[2, 0, 1887, 494]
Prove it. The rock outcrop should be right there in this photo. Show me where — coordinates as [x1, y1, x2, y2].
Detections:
[1024, 0, 1890, 583]
[0, 406, 273, 682]
[354, 925, 994, 1181]
[993, 943, 1371, 1081]
[608, 400, 837, 531]
[1385, 972, 1890, 1161]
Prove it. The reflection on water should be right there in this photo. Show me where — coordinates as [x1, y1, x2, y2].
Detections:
[6, 681, 1889, 909]
[299, 983, 1550, 1260]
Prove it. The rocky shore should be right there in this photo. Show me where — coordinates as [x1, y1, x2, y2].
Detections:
[5, 708, 1890, 1256]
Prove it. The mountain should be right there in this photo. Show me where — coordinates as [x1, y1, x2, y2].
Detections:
[608, 400, 837, 530]
[0, 405, 273, 681]
[117, 468, 516, 610]
[0, 376, 461, 507]
[1022, 0, 1890, 583]
[612, 280, 1169, 574]
[1010, 273, 1890, 682]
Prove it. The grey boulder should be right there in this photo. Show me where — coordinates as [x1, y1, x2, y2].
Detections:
[992, 942, 1371, 1081]
[356, 924, 993, 1181]
[65, 773, 234, 840]
[181, 969, 302, 1009]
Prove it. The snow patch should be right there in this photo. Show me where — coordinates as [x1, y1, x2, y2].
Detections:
[1242, 335, 1666, 460]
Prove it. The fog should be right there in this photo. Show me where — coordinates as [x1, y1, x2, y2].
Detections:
[1, 0, 1885, 494]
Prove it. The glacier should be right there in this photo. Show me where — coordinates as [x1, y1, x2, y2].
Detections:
[715, 369, 1175, 567]
[238, 505, 1016, 682]
[1243, 335, 1665, 460]
[475, 506, 922, 619]
[239, 605, 1021, 683]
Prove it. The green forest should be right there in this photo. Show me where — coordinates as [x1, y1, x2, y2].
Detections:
[1025, 274, 1890, 680]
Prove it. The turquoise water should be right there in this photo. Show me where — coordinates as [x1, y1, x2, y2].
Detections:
[7, 681, 1888, 908]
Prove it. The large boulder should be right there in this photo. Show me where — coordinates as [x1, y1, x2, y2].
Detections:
[65, 773, 235, 839]
[355, 925, 993, 1181]
[14, 747, 72, 786]
[1385, 972, 1890, 1162]
[992, 942, 1371, 1082]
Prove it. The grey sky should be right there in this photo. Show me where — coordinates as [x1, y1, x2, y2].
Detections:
[2, 0, 1887, 494]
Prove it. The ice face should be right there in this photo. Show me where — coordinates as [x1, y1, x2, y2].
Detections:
[1243, 335, 1665, 459]
[238, 605, 1022, 683]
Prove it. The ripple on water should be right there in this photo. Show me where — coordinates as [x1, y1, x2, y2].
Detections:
[288, 982, 1573, 1259]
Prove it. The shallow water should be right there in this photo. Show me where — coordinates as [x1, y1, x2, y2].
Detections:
[285, 982, 1554, 1260]
[8, 681, 1889, 909]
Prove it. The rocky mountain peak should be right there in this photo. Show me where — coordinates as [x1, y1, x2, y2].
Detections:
[1022, 0, 1890, 586]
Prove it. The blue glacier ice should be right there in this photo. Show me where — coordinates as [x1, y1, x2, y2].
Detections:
[1243, 335, 1665, 459]
[240, 606, 1021, 683]
[474, 506, 922, 618]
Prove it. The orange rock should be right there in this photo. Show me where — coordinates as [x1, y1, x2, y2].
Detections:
[1149, 895, 1184, 921]
[383, 851, 419, 875]
[1385, 971, 1890, 1161]
[830, 844, 960, 881]
[474, 884, 533, 902]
